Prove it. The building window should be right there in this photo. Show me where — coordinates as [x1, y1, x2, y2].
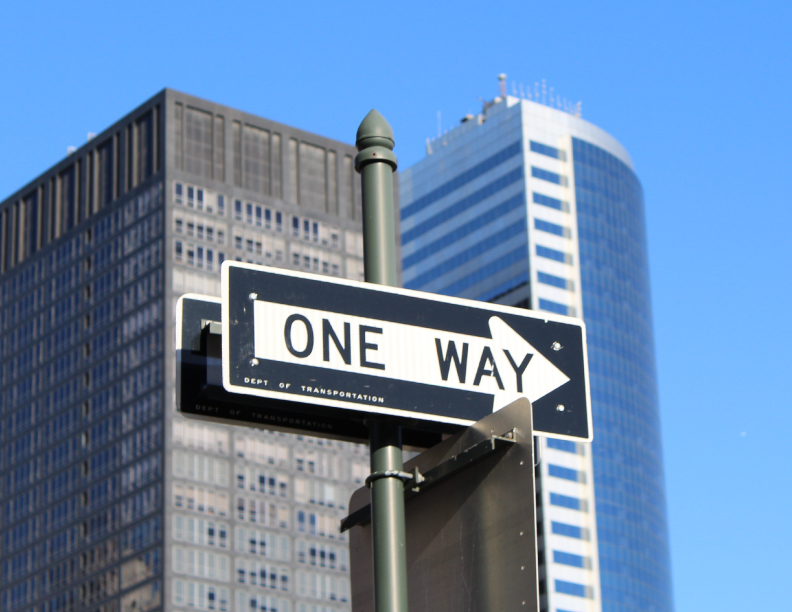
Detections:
[534, 218, 570, 238]
[555, 579, 591, 598]
[246, 203, 253, 224]
[175, 182, 184, 205]
[187, 186, 195, 207]
[533, 192, 569, 212]
[175, 219, 183, 233]
[536, 245, 571, 264]
[531, 166, 568, 186]
[292, 216, 300, 237]
[548, 464, 581, 482]
[235, 200, 243, 221]
[255, 206, 263, 227]
[175, 241, 183, 262]
[553, 550, 587, 568]
[197, 188, 204, 210]
[550, 493, 583, 511]
[538, 298, 571, 316]
[551, 521, 585, 540]
[234, 236, 243, 250]
[530, 140, 566, 161]
[538, 272, 573, 291]
[264, 209, 272, 230]
[547, 438, 578, 453]
[276, 212, 283, 233]
[217, 194, 225, 216]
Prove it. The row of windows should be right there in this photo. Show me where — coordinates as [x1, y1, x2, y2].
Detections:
[536, 244, 572, 265]
[534, 218, 571, 238]
[530, 140, 567, 161]
[0, 109, 160, 274]
[538, 298, 576, 318]
[440, 246, 527, 297]
[538, 271, 574, 291]
[173, 547, 230, 582]
[295, 571, 350, 604]
[295, 511, 343, 540]
[555, 578, 594, 599]
[174, 213, 226, 244]
[404, 219, 526, 290]
[235, 465, 289, 497]
[401, 140, 522, 220]
[174, 183, 225, 216]
[235, 591, 289, 612]
[173, 420, 230, 455]
[236, 497, 289, 529]
[550, 492, 588, 512]
[234, 528, 291, 561]
[532, 191, 569, 212]
[172, 578, 229, 611]
[293, 479, 346, 509]
[531, 166, 568, 187]
[235, 559, 289, 590]
[551, 521, 590, 540]
[234, 434, 290, 466]
[172, 514, 229, 549]
[402, 192, 524, 270]
[173, 485, 230, 518]
[402, 167, 523, 245]
[553, 550, 590, 569]
[173, 453, 229, 486]
[548, 464, 584, 483]
[295, 541, 348, 571]
[174, 241, 225, 271]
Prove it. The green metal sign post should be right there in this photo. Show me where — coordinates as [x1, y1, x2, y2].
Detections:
[355, 110, 409, 612]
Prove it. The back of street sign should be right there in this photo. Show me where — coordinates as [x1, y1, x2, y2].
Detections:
[346, 398, 540, 612]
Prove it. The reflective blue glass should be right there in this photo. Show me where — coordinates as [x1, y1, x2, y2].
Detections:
[404, 220, 525, 290]
[401, 141, 521, 220]
[536, 245, 571, 265]
[573, 137, 673, 612]
[403, 193, 524, 270]
[402, 168, 523, 245]
[556, 580, 588, 598]
[547, 438, 577, 453]
[438, 246, 527, 296]
[530, 141, 564, 160]
[552, 521, 583, 539]
[531, 166, 564, 185]
[533, 192, 568, 211]
[548, 464, 580, 482]
[538, 298, 569, 316]
[550, 493, 582, 511]
[534, 218, 567, 237]
[553, 550, 586, 568]
[538, 271, 571, 290]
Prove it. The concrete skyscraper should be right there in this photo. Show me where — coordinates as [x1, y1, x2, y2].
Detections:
[0, 90, 374, 612]
[399, 89, 673, 612]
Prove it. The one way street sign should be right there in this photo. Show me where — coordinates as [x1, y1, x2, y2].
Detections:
[222, 262, 592, 440]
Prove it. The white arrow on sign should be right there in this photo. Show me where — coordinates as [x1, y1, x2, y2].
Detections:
[253, 302, 570, 411]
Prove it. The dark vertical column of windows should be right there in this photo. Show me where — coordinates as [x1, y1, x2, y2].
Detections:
[214, 115, 225, 182]
[572, 138, 673, 612]
[232, 120, 242, 187]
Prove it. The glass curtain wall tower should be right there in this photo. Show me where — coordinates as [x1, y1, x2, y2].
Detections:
[399, 92, 673, 612]
[0, 89, 378, 612]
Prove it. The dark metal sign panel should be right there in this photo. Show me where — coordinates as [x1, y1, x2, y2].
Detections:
[176, 294, 441, 447]
[348, 398, 539, 612]
[222, 262, 591, 440]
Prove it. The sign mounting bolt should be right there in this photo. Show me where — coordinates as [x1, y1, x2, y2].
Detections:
[556, 404, 565, 412]
[250, 358, 259, 366]
[249, 293, 258, 300]
[552, 341, 562, 351]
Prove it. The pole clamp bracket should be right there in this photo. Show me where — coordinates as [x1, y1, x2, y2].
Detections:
[365, 467, 422, 489]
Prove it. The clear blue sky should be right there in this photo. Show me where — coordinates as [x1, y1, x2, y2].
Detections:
[2, 2, 791, 609]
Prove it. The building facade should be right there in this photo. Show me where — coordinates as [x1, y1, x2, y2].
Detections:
[399, 94, 673, 612]
[0, 89, 376, 612]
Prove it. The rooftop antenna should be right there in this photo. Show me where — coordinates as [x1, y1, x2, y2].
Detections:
[498, 73, 507, 98]
[437, 111, 441, 138]
[534, 82, 539, 101]
[542, 79, 547, 105]
[520, 83, 526, 98]
[549, 87, 554, 107]
[512, 81, 517, 96]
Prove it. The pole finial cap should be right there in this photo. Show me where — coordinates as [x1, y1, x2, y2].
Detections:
[356, 109, 395, 152]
